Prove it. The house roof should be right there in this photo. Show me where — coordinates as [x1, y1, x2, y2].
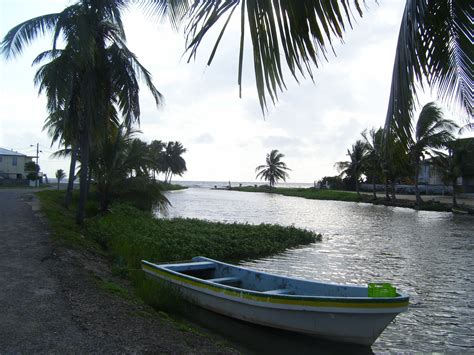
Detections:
[0, 147, 29, 157]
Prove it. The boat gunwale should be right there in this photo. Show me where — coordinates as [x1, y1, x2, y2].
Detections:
[141, 258, 410, 307]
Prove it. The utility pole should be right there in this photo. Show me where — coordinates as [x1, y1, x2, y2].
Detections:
[30, 143, 42, 187]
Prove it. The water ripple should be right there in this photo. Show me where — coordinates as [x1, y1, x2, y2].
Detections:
[157, 188, 474, 352]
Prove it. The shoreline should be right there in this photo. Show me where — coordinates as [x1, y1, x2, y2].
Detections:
[225, 186, 474, 214]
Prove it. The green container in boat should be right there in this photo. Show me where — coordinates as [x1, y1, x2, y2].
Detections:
[368, 283, 397, 298]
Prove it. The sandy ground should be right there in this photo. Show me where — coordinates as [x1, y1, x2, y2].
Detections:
[0, 188, 239, 353]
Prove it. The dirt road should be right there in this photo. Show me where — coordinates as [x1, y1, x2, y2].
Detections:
[0, 189, 238, 353]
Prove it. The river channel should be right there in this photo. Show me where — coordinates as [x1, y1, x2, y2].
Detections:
[158, 187, 473, 353]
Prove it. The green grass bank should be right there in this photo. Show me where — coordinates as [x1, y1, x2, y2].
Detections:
[230, 185, 456, 212]
[37, 189, 320, 310]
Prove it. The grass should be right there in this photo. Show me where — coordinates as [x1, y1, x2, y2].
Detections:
[37, 189, 105, 253]
[37, 189, 320, 312]
[231, 185, 456, 212]
[232, 185, 362, 202]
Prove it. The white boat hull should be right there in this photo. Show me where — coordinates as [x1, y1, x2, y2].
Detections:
[142, 257, 409, 346]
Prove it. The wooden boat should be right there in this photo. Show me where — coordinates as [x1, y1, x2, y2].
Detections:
[142, 256, 409, 346]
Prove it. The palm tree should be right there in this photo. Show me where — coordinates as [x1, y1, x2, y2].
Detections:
[38, 50, 81, 208]
[408, 102, 458, 205]
[184, 1, 471, 135]
[90, 126, 169, 212]
[361, 128, 384, 199]
[335, 140, 368, 197]
[432, 139, 472, 208]
[2, 0, 162, 223]
[161, 141, 187, 184]
[55, 169, 66, 190]
[148, 140, 166, 180]
[382, 130, 412, 201]
[255, 149, 291, 188]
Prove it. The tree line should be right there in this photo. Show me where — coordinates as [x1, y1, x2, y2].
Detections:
[2, 1, 470, 222]
[334, 102, 470, 207]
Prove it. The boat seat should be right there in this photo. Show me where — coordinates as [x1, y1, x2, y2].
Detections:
[263, 289, 292, 295]
[208, 277, 241, 284]
[168, 261, 216, 272]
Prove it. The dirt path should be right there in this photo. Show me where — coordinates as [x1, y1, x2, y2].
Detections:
[0, 189, 239, 353]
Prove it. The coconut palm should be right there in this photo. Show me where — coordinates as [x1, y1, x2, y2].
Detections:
[361, 128, 384, 199]
[160, 141, 187, 184]
[55, 169, 66, 189]
[148, 140, 166, 180]
[409, 102, 458, 205]
[2, 0, 162, 223]
[381, 129, 412, 201]
[184, 1, 471, 137]
[255, 149, 291, 188]
[335, 140, 368, 196]
[91, 126, 169, 212]
[38, 49, 82, 208]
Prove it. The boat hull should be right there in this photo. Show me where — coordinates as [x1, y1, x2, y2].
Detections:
[142, 258, 409, 346]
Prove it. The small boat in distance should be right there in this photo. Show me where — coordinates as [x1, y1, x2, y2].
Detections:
[142, 256, 409, 346]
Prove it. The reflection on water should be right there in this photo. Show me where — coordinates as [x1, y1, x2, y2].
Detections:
[157, 188, 474, 352]
[186, 304, 373, 355]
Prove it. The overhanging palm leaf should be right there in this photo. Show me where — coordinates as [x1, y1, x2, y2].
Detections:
[385, 0, 473, 144]
[1, 13, 60, 59]
[185, 0, 364, 112]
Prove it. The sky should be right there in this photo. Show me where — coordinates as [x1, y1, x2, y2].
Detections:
[0, 1, 471, 183]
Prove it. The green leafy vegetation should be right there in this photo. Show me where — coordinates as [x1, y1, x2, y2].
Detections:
[233, 186, 362, 202]
[87, 204, 320, 268]
[230, 185, 456, 212]
[37, 189, 320, 311]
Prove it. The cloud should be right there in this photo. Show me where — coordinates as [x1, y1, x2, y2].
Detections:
[4, 1, 458, 182]
[193, 133, 214, 144]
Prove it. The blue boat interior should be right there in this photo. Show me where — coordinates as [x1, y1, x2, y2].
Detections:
[162, 257, 371, 298]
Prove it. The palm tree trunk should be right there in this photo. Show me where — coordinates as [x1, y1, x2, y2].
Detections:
[64, 143, 78, 208]
[372, 176, 377, 199]
[384, 177, 390, 201]
[99, 182, 110, 213]
[414, 162, 423, 205]
[390, 178, 397, 200]
[356, 179, 360, 197]
[452, 179, 458, 208]
[76, 129, 90, 225]
[86, 167, 93, 196]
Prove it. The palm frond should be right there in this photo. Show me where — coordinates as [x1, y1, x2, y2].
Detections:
[1, 13, 60, 59]
[138, 0, 191, 30]
[385, 0, 473, 145]
[185, 0, 365, 112]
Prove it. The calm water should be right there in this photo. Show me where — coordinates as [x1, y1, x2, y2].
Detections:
[157, 187, 474, 352]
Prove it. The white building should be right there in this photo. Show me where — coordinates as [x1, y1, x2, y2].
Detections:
[0, 147, 34, 180]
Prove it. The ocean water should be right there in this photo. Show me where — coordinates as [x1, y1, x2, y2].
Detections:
[174, 180, 314, 189]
